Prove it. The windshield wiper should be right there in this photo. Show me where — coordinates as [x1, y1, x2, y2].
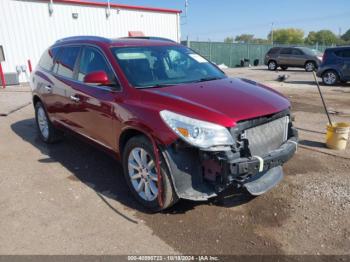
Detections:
[137, 83, 179, 89]
[194, 77, 223, 83]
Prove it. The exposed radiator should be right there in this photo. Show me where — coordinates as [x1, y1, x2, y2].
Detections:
[244, 116, 289, 157]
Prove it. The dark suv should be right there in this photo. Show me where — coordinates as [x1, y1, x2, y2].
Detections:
[30, 36, 297, 212]
[264, 47, 323, 72]
[317, 46, 350, 85]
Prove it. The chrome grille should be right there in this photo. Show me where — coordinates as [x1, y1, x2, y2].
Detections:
[244, 116, 289, 157]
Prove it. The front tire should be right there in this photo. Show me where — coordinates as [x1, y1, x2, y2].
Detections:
[35, 102, 62, 143]
[305, 61, 316, 72]
[322, 70, 339, 86]
[268, 60, 277, 71]
[122, 135, 177, 212]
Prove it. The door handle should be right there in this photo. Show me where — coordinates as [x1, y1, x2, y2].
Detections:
[44, 85, 52, 92]
[70, 95, 80, 102]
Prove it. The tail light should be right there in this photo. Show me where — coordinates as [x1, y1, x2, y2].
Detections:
[322, 52, 327, 63]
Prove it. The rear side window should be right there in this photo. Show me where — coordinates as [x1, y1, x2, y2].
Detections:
[292, 49, 303, 55]
[267, 48, 280, 55]
[280, 48, 292, 55]
[335, 49, 350, 58]
[39, 47, 60, 71]
[53, 46, 80, 79]
[77, 46, 114, 82]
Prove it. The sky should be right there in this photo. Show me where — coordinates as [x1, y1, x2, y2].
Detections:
[94, 0, 350, 41]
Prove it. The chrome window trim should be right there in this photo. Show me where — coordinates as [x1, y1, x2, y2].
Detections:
[52, 42, 122, 92]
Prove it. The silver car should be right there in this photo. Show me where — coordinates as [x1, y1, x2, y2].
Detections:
[264, 47, 323, 72]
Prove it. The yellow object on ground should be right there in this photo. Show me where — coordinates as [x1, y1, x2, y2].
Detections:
[326, 123, 350, 150]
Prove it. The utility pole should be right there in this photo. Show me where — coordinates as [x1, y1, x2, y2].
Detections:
[106, 0, 111, 18]
[181, 0, 189, 25]
[271, 22, 274, 45]
[185, 0, 189, 18]
[48, 0, 54, 15]
[339, 27, 342, 38]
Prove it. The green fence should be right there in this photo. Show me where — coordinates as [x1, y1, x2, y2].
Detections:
[182, 41, 331, 68]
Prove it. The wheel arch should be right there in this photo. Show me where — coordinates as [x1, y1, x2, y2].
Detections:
[304, 60, 316, 66]
[32, 95, 42, 106]
[119, 127, 151, 156]
[322, 68, 340, 78]
[32, 95, 51, 121]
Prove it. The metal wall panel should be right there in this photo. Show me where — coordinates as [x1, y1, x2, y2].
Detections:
[188, 42, 330, 68]
[0, 0, 180, 82]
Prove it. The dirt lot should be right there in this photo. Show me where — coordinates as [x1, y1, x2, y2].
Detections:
[0, 67, 349, 256]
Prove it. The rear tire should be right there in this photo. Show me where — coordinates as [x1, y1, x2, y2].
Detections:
[35, 101, 62, 143]
[122, 135, 178, 212]
[268, 60, 277, 71]
[305, 61, 316, 72]
[322, 70, 339, 86]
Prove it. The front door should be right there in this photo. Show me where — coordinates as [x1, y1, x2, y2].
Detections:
[290, 48, 306, 66]
[67, 46, 119, 149]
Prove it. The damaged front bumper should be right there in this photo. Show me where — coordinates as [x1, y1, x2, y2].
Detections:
[215, 135, 297, 195]
[161, 112, 298, 201]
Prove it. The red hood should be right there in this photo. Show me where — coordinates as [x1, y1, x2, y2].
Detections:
[141, 78, 290, 127]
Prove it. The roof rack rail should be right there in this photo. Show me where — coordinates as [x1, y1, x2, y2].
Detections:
[119, 36, 176, 43]
[55, 35, 112, 43]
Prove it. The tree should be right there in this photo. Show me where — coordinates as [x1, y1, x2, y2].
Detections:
[251, 38, 269, 44]
[341, 29, 350, 42]
[224, 37, 234, 43]
[304, 31, 317, 45]
[235, 34, 254, 43]
[314, 30, 338, 45]
[305, 30, 343, 45]
[268, 28, 304, 44]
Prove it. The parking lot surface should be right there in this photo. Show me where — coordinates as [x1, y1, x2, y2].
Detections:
[0, 67, 349, 255]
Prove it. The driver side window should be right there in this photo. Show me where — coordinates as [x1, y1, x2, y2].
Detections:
[78, 47, 114, 83]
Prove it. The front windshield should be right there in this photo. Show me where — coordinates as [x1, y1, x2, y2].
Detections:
[111, 45, 226, 88]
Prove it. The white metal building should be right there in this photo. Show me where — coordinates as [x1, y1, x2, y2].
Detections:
[0, 0, 181, 83]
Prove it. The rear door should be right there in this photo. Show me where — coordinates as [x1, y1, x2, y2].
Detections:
[67, 45, 119, 149]
[50, 45, 81, 128]
[278, 48, 293, 65]
[34, 47, 60, 120]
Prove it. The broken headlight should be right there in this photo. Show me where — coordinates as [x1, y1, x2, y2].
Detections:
[160, 110, 234, 150]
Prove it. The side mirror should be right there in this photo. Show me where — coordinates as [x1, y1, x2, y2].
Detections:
[83, 71, 110, 86]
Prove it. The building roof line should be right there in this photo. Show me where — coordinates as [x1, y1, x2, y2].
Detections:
[37, 0, 182, 14]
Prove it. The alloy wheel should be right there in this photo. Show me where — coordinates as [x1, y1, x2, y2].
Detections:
[127, 147, 158, 202]
[268, 61, 276, 70]
[323, 72, 337, 85]
[305, 62, 315, 72]
[37, 106, 49, 139]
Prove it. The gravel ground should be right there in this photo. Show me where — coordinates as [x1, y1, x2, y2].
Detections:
[0, 67, 349, 255]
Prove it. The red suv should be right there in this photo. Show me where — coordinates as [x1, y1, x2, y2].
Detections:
[31, 36, 298, 211]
